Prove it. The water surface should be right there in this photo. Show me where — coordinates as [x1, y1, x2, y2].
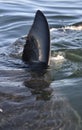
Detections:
[0, 0, 82, 130]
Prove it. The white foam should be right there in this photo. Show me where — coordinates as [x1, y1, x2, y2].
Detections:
[51, 55, 65, 61]
[50, 54, 65, 69]
[0, 108, 3, 113]
[50, 25, 82, 32]
[64, 26, 82, 31]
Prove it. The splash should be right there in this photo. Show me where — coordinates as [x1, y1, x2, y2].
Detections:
[0, 108, 3, 113]
[64, 25, 82, 31]
[51, 54, 65, 61]
[50, 25, 82, 31]
[50, 52, 66, 69]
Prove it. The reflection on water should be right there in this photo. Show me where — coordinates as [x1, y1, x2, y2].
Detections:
[24, 70, 52, 101]
[0, 69, 82, 130]
[0, 0, 82, 129]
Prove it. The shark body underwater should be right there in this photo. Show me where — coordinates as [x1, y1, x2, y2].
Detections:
[22, 10, 50, 70]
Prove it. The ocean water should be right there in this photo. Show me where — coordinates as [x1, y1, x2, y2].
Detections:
[0, 0, 82, 130]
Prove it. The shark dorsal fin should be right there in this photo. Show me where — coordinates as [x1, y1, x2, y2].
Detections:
[22, 10, 50, 65]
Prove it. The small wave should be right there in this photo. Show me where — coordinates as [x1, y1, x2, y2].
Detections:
[64, 25, 82, 31]
[50, 54, 66, 69]
[66, 49, 82, 62]
[50, 25, 82, 31]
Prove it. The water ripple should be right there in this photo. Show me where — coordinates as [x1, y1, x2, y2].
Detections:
[0, 0, 82, 129]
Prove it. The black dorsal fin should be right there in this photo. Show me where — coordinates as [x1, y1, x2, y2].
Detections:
[22, 10, 50, 65]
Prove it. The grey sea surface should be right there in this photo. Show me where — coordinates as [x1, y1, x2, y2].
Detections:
[0, 0, 82, 129]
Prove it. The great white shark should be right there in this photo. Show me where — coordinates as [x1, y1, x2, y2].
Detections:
[22, 10, 50, 69]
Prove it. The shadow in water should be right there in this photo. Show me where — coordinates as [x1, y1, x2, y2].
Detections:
[0, 64, 81, 130]
[24, 68, 52, 101]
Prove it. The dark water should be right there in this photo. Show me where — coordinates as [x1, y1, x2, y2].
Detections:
[0, 0, 82, 130]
